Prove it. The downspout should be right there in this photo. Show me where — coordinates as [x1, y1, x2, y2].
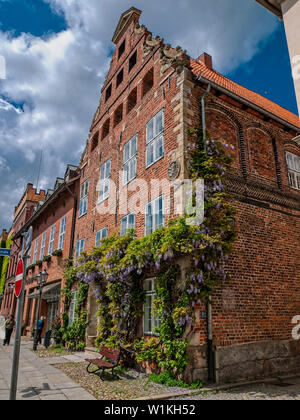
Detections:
[199, 78, 215, 383]
[65, 183, 77, 260]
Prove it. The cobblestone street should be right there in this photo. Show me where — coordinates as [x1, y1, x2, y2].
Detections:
[0, 339, 95, 400]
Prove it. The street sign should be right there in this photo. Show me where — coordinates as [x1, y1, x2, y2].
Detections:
[24, 226, 32, 254]
[0, 248, 11, 257]
[15, 259, 24, 299]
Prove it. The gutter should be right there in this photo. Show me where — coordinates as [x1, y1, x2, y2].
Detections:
[196, 75, 300, 135]
[293, 135, 300, 146]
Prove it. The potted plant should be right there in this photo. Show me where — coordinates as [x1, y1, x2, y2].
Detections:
[43, 255, 52, 263]
[52, 249, 63, 257]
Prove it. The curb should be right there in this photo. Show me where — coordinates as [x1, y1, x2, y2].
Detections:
[134, 373, 300, 400]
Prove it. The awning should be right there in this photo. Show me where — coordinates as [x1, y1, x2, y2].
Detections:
[27, 282, 61, 301]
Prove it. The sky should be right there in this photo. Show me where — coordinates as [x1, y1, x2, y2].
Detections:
[0, 0, 298, 231]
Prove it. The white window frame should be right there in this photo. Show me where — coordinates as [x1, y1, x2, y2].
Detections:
[143, 278, 160, 336]
[123, 134, 137, 186]
[48, 224, 56, 255]
[286, 152, 300, 191]
[145, 195, 164, 236]
[32, 239, 39, 264]
[120, 213, 136, 236]
[146, 109, 164, 168]
[75, 239, 85, 259]
[58, 216, 67, 250]
[95, 227, 108, 247]
[79, 179, 89, 218]
[69, 291, 78, 326]
[40, 232, 47, 260]
[98, 160, 112, 204]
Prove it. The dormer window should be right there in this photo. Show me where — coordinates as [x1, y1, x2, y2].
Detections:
[286, 152, 300, 190]
[118, 39, 126, 59]
[116, 68, 124, 88]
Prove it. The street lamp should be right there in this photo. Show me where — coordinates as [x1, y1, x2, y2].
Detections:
[33, 269, 48, 351]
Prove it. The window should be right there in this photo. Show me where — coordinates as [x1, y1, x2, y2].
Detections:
[286, 152, 300, 190]
[145, 196, 164, 236]
[98, 160, 111, 203]
[105, 84, 112, 102]
[75, 239, 85, 259]
[118, 39, 126, 59]
[121, 213, 135, 236]
[127, 87, 137, 114]
[40, 232, 47, 260]
[123, 135, 137, 185]
[79, 179, 89, 218]
[143, 279, 160, 335]
[48, 224, 56, 255]
[129, 50, 137, 72]
[58, 216, 67, 250]
[102, 118, 110, 140]
[96, 227, 108, 247]
[146, 109, 164, 168]
[142, 68, 154, 97]
[91, 132, 99, 152]
[32, 239, 39, 264]
[69, 291, 78, 326]
[114, 103, 123, 127]
[116, 68, 124, 87]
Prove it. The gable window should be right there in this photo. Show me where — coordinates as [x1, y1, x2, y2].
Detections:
[76, 239, 85, 259]
[79, 179, 89, 218]
[48, 224, 56, 255]
[69, 291, 78, 326]
[95, 227, 108, 247]
[116, 68, 124, 88]
[114, 103, 123, 127]
[98, 160, 111, 203]
[118, 39, 126, 60]
[143, 278, 160, 336]
[145, 195, 164, 236]
[58, 216, 67, 250]
[121, 213, 135, 236]
[91, 132, 99, 152]
[123, 134, 137, 185]
[127, 87, 137, 114]
[129, 50, 137, 73]
[286, 152, 300, 190]
[40, 232, 47, 260]
[32, 239, 39, 264]
[105, 84, 112, 102]
[142, 68, 154, 97]
[102, 118, 110, 140]
[146, 109, 164, 168]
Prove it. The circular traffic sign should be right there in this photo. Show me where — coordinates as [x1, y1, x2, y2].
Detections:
[15, 259, 24, 298]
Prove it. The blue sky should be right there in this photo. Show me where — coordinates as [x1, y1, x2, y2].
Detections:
[0, 0, 298, 230]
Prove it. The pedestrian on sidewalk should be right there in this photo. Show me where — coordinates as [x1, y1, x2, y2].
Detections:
[37, 317, 45, 345]
[3, 315, 15, 346]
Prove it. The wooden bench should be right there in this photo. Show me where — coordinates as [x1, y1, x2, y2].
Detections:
[85, 346, 121, 379]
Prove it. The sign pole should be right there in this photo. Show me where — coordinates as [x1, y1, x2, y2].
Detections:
[9, 230, 31, 401]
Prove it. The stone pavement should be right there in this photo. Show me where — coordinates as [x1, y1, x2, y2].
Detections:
[0, 339, 95, 400]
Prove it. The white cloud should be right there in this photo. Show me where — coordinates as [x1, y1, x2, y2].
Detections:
[0, 0, 278, 229]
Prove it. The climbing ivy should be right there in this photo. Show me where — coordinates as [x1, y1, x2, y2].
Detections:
[74, 126, 236, 377]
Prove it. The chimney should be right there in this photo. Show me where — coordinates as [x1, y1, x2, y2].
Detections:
[197, 53, 213, 70]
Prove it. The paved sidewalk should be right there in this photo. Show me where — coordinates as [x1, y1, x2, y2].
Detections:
[0, 340, 95, 400]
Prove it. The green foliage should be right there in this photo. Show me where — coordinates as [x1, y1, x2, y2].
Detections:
[43, 255, 52, 263]
[51, 317, 63, 344]
[52, 249, 63, 257]
[75, 126, 236, 381]
[148, 372, 203, 390]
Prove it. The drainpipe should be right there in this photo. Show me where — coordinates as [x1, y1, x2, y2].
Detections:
[65, 184, 77, 260]
[199, 78, 215, 383]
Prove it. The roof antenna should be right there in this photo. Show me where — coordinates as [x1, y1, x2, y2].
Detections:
[36, 150, 43, 192]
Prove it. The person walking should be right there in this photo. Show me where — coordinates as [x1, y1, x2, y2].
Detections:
[37, 316, 45, 345]
[3, 315, 15, 346]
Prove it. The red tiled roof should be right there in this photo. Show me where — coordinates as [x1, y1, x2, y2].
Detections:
[190, 58, 300, 129]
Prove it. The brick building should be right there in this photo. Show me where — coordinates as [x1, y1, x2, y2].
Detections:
[0, 184, 45, 318]
[9, 166, 79, 337]
[74, 8, 300, 382]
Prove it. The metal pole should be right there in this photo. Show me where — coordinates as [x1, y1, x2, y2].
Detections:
[9, 255, 27, 401]
[33, 288, 42, 351]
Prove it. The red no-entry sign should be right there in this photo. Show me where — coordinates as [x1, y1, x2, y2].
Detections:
[15, 259, 24, 298]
